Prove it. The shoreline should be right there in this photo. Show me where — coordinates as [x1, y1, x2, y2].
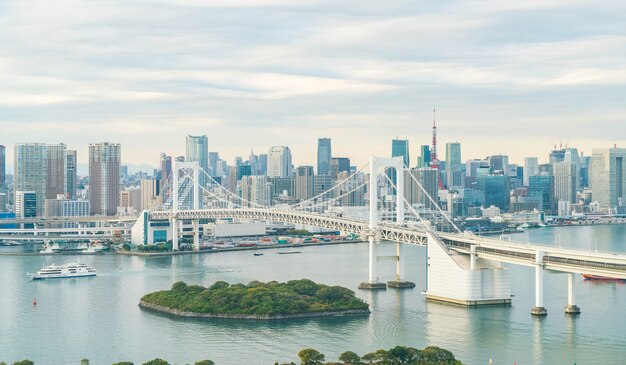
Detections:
[138, 299, 370, 320]
[0, 240, 363, 257]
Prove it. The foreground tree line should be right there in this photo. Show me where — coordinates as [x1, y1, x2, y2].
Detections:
[1, 345, 462, 365]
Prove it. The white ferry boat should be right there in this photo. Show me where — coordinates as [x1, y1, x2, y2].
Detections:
[31, 262, 97, 280]
[39, 240, 64, 254]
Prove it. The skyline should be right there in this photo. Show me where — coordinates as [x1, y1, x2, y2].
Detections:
[1, 0, 625, 169]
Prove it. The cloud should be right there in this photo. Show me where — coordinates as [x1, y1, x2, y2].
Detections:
[0, 0, 624, 169]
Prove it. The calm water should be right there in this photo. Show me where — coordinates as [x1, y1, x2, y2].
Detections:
[1, 225, 626, 365]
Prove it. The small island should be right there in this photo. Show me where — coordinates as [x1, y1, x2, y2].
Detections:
[139, 279, 370, 320]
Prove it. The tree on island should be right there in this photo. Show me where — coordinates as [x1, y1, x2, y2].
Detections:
[338, 351, 361, 365]
[142, 359, 169, 365]
[298, 349, 326, 365]
[194, 361, 215, 365]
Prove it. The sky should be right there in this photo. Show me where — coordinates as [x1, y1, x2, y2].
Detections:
[1, 0, 625, 172]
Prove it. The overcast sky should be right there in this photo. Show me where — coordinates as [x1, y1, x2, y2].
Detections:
[1, 0, 625, 171]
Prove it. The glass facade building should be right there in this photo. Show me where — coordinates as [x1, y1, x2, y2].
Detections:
[317, 138, 332, 176]
[477, 174, 510, 212]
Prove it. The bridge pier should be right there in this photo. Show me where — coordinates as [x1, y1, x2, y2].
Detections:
[359, 236, 386, 290]
[531, 251, 547, 316]
[388, 242, 416, 289]
[193, 219, 200, 251]
[171, 218, 179, 251]
[425, 232, 511, 306]
[564, 273, 581, 314]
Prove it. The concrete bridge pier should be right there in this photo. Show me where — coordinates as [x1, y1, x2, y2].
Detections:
[388, 242, 416, 289]
[359, 235, 386, 290]
[193, 219, 200, 251]
[564, 273, 581, 314]
[531, 250, 548, 316]
[171, 218, 179, 251]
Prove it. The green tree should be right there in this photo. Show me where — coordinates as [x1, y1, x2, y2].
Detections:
[81, 359, 90, 365]
[194, 361, 215, 365]
[112, 362, 134, 365]
[338, 351, 361, 364]
[297, 348, 325, 365]
[12, 361, 34, 365]
[142, 359, 170, 365]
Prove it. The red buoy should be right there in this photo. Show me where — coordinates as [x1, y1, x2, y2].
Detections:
[33, 298, 37, 306]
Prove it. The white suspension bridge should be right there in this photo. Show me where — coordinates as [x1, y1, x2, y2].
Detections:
[3, 156, 626, 316]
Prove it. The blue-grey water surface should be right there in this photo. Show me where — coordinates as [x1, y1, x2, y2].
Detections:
[1, 225, 626, 365]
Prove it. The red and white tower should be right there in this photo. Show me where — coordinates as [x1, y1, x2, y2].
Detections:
[429, 107, 445, 190]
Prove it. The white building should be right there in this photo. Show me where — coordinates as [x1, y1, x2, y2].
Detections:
[524, 157, 539, 186]
[267, 146, 292, 178]
[241, 176, 271, 207]
[591, 147, 626, 209]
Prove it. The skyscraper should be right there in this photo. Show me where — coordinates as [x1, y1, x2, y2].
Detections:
[14, 143, 47, 216]
[487, 155, 509, 174]
[15, 191, 37, 219]
[330, 157, 350, 180]
[186, 135, 209, 175]
[591, 147, 626, 209]
[529, 175, 555, 214]
[477, 173, 510, 212]
[258, 154, 268, 175]
[267, 146, 293, 178]
[159, 153, 172, 199]
[66, 150, 78, 200]
[45, 143, 67, 200]
[391, 138, 410, 167]
[295, 166, 314, 201]
[241, 175, 271, 207]
[524, 157, 539, 187]
[208, 152, 220, 177]
[317, 138, 332, 175]
[445, 142, 462, 188]
[553, 162, 577, 204]
[0, 145, 5, 190]
[89, 142, 121, 216]
[417, 145, 431, 168]
[445, 142, 461, 171]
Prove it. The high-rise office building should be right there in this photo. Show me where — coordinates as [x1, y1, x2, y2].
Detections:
[15, 191, 37, 219]
[563, 148, 581, 190]
[591, 148, 626, 209]
[477, 173, 510, 212]
[392, 139, 410, 167]
[466, 159, 488, 178]
[241, 176, 270, 207]
[45, 143, 67, 200]
[258, 154, 268, 175]
[208, 152, 220, 177]
[552, 162, 578, 204]
[0, 145, 5, 189]
[529, 175, 554, 213]
[317, 138, 332, 175]
[445, 142, 461, 171]
[416, 168, 439, 210]
[267, 146, 293, 178]
[417, 145, 431, 168]
[14, 143, 47, 216]
[549, 148, 566, 164]
[313, 175, 333, 197]
[488, 155, 509, 174]
[186, 135, 209, 175]
[553, 162, 577, 204]
[524, 157, 539, 187]
[445, 142, 462, 188]
[159, 153, 172, 199]
[329, 157, 350, 180]
[141, 178, 160, 211]
[89, 142, 121, 216]
[295, 166, 314, 201]
[66, 150, 78, 200]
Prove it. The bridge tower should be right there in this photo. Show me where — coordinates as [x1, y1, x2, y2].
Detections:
[359, 156, 415, 290]
[171, 160, 201, 251]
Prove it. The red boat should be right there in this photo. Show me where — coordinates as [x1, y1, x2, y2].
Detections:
[582, 274, 626, 281]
